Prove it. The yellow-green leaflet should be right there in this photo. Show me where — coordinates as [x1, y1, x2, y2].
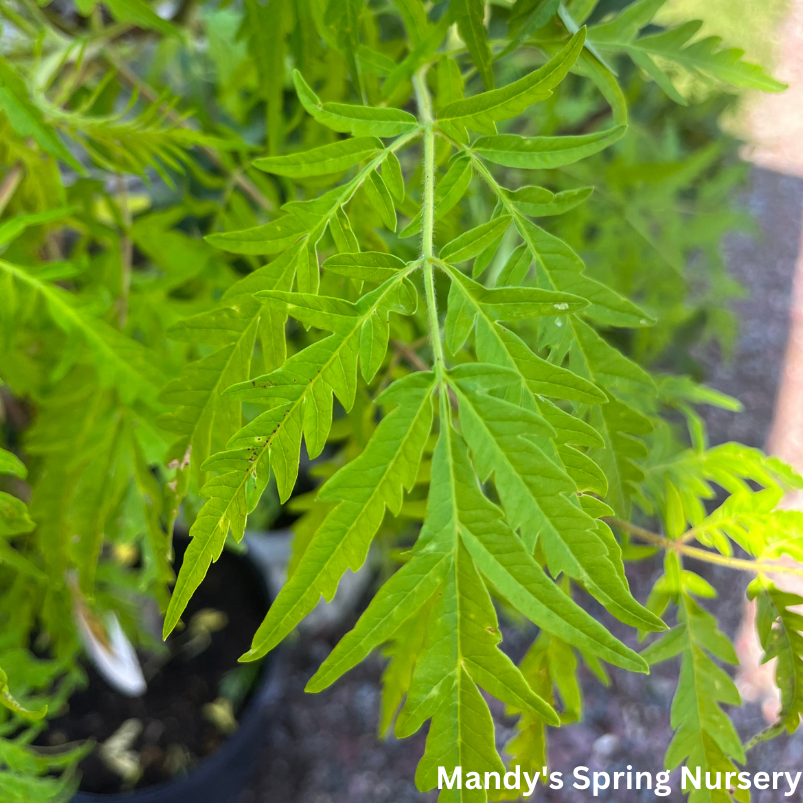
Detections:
[253, 137, 383, 177]
[293, 70, 419, 136]
[472, 126, 626, 170]
[437, 29, 586, 135]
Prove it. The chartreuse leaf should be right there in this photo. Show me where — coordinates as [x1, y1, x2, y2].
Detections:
[0, 207, 76, 249]
[570, 316, 655, 391]
[307, 549, 452, 691]
[0, 259, 164, 407]
[441, 216, 513, 263]
[329, 206, 360, 254]
[207, 134, 418, 258]
[205, 214, 310, 256]
[381, 5, 455, 99]
[0, 449, 34, 538]
[695, 489, 803, 569]
[473, 126, 626, 170]
[449, 377, 664, 632]
[378, 596, 434, 737]
[160, 318, 258, 456]
[440, 261, 606, 405]
[138, 8, 790, 798]
[160, 245, 298, 487]
[642, 442, 803, 534]
[457, 280, 587, 320]
[253, 137, 383, 177]
[322, 0, 365, 101]
[399, 544, 557, 794]
[103, 0, 180, 37]
[504, 185, 593, 217]
[507, 0, 562, 54]
[516, 216, 652, 328]
[587, 0, 786, 101]
[0, 491, 34, 540]
[437, 29, 585, 136]
[0, 666, 47, 721]
[453, 0, 495, 91]
[499, 631, 569, 784]
[364, 169, 397, 231]
[434, 157, 474, 220]
[753, 583, 803, 738]
[322, 251, 408, 282]
[557, 2, 617, 73]
[383, 152, 405, 202]
[647, 562, 746, 803]
[293, 70, 419, 136]
[0, 448, 25, 479]
[591, 395, 653, 515]
[163, 272, 416, 638]
[242, 373, 435, 661]
[0, 58, 83, 172]
[567, 316, 655, 513]
[464, 157, 652, 328]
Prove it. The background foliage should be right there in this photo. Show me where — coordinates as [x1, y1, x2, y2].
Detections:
[0, 1, 799, 801]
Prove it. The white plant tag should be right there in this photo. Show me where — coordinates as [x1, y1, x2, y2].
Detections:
[72, 589, 147, 697]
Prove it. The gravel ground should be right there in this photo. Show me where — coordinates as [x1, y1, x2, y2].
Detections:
[695, 168, 803, 449]
[240, 167, 803, 803]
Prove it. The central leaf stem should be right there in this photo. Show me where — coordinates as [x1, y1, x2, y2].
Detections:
[413, 67, 445, 376]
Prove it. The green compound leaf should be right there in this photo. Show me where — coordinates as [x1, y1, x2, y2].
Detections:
[754, 585, 803, 738]
[243, 373, 435, 661]
[450, 380, 664, 632]
[648, 570, 746, 803]
[413, 415, 649, 673]
[164, 274, 414, 638]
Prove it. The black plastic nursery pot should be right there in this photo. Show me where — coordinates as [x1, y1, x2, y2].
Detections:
[51, 540, 278, 803]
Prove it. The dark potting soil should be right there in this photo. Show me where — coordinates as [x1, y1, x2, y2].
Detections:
[43, 543, 269, 794]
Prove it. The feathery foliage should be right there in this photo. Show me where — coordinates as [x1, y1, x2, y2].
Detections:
[0, 0, 797, 800]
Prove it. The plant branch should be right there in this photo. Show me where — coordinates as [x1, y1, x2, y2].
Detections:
[608, 518, 803, 579]
[413, 67, 445, 379]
